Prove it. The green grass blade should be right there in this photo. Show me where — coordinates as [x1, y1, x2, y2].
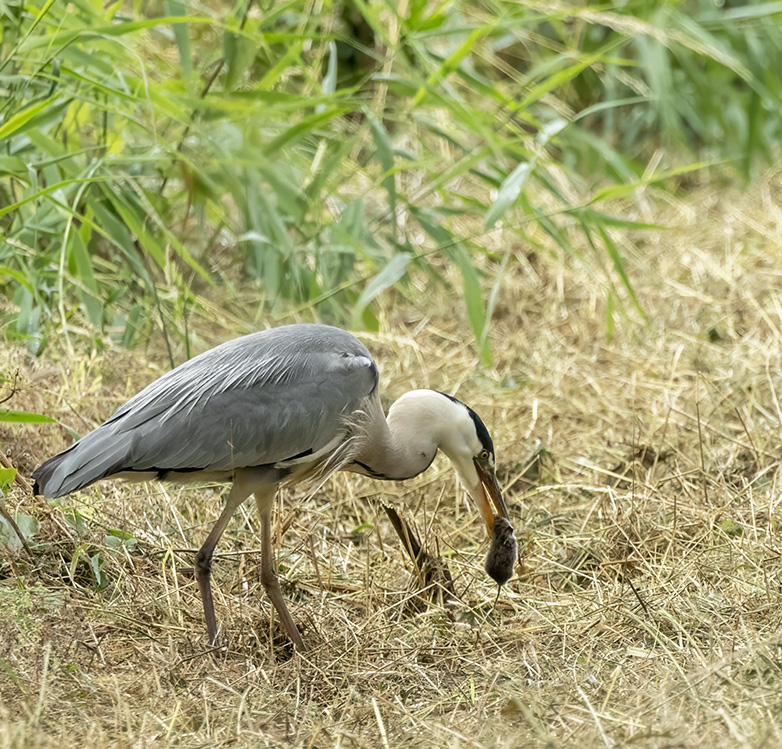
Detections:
[484, 162, 532, 231]
[0, 95, 59, 140]
[0, 410, 55, 424]
[371, 116, 397, 243]
[163, 0, 194, 81]
[70, 231, 103, 327]
[596, 223, 645, 321]
[351, 254, 410, 330]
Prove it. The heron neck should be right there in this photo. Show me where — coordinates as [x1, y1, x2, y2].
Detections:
[353, 390, 447, 481]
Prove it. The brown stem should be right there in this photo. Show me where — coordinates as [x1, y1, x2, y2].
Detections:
[0, 492, 33, 558]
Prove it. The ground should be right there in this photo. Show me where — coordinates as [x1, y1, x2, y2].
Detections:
[3, 174, 782, 747]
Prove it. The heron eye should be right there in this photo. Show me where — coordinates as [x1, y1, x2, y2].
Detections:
[479, 449, 490, 461]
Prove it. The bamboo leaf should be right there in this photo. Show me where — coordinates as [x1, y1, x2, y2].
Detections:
[590, 162, 711, 204]
[164, 0, 194, 81]
[596, 224, 646, 321]
[351, 254, 410, 329]
[412, 208, 492, 365]
[265, 108, 345, 155]
[451, 245, 491, 366]
[70, 231, 103, 326]
[414, 25, 492, 106]
[484, 162, 532, 231]
[0, 468, 17, 489]
[371, 116, 397, 242]
[321, 42, 338, 98]
[0, 176, 113, 218]
[0, 95, 59, 140]
[0, 410, 55, 424]
[0, 266, 34, 293]
[103, 191, 166, 269]
[224, 16, 257, 92]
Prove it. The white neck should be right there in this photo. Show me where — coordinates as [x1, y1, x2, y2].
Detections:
[353, 390, 479, 482]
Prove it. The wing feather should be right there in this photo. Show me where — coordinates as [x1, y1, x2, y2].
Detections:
[34, 325, 379, 497]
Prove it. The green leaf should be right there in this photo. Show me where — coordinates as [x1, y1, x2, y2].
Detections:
[90, 552, 107, 589]
[102, 187, 211, 283]
[164, 0, 194, 80]
[0, 0, 56, 75]
[0, 176, 114, 218]
[412, 208, 492, 365]
[0, 512, 39, 552]
[224, 17, 257, 92]
[0, 156, 26, 176]
[257, 41, 303, 90]
[104, 529, 138, 551]
[371, 117, 397, 242]
[0, 95, 59, 140]
[70, 231, 103, 326]
[596, 224, 645, 321]
[719, 518, 742, 536]
[590, 162, 712, 205]
[0, 410, 55, 424]
[56, 507, 88, 536]
[265, 108, 345, 155]
[0, 266, 34, 294]
[414, 25, 492, 106]
[452, 245, 492, 366]
[18, 16, 214, 50]
[351, 254, 410, 329]
[484, 162, 532, 231]
[518, 51, 606, 112]
[12, 514, 38, 541]
[103, 192, 165, 269]
[0, 468, 17, 490]
[321, 41, 338, 98]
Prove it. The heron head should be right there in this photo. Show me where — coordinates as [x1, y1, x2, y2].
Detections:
[435, 393, 509, 534]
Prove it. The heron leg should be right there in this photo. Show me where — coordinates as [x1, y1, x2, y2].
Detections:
[384, 505, 423, 563]
[256, 491, 305, 651]
[383, 505, 455, 598]
[195, 482, 253, 646]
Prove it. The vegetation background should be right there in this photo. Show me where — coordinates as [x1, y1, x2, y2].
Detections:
[3, 0, 782, 746]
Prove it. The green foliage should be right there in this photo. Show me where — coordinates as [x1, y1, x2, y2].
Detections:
[1, 0, 780, 358]
[0, 408, 55, 423]
[0, 490, 39, 554]
[0, 466, 16, 490]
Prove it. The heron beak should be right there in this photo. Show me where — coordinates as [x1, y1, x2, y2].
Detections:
[472, 458, 509, 534]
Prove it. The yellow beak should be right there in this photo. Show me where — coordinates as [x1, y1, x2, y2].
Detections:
[472, 459, 509, 534]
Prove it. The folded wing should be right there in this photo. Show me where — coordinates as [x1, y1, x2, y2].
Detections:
[33, 325, 378, 498]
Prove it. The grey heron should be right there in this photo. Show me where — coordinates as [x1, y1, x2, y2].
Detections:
[33, 324, 510, 650]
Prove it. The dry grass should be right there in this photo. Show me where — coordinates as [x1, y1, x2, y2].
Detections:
[4, 171, 782, 747]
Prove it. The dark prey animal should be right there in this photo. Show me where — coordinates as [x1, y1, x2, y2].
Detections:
[485, 515, 517, 586]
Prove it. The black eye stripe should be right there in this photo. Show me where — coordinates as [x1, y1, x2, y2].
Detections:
[437, 391, 495, 458]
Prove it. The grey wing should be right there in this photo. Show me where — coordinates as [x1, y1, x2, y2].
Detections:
[33, 325, 378, 497]
[131, 346, 377, 471]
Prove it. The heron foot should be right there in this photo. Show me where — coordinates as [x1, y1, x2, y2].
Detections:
[412, 549, 456, 604]
[383, 505, 456, 606]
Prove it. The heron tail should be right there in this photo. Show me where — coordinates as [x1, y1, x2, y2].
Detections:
[32, 429, 133, 498]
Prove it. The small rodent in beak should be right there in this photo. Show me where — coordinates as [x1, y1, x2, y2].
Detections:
[485, 515, 517, 586]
